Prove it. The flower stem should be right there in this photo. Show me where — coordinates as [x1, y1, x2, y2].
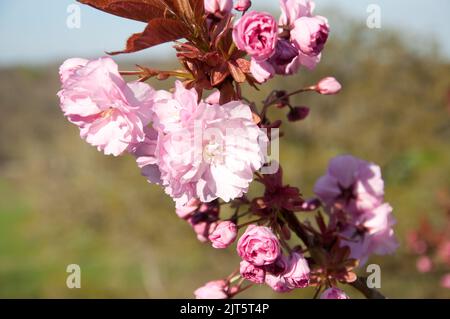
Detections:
[349, 277, 386, 299]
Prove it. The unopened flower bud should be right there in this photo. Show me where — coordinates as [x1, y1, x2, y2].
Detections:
[320, 287, 349, 299]
[234, 0, 251, 12]
[209, 221, 238, 249]
[316, 77, 342, 95]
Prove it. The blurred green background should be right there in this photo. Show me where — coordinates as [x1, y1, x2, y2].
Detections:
[1, 6, 450, 298]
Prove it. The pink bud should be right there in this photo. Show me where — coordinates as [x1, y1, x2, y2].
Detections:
[291, 16, 329, 56]
[320, 287, 349, 299]
[316, 77, 342, 95]
[234, 0, 251, 12]
[240, 260, 266, 284]
[283, 252, 310, 289]
[176, 198, 201, 219]
[209, 221, 238, 249]
[204, 0, 233, 15]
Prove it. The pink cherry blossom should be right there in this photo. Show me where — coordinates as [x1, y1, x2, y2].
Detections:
[209, 221, 238, 249]
[154, 87, 267, 206]
[279, 0, 315, 27]
[240, 260, 266, 284]
[265, 273, 293, 293]
[250, 59, 275, 83]
[57, 57, 154, 156]
[151, 81, 198, 133]
[194, 280, 229, 299]
[291, 16, 329, 57]
[233, 11, 278, 61]
[58, 58, 88, 83]
[320, 287, 349, 299]
[175, 198, 201, 220]
[131, 126, 162, 185]
[186, 201, 220, 243]
[283, 252, 310, 288]
[314, 155, 385, 216]
[237, 225, 281, 266]
[264, 255, 293, 292]
[339, 203, 398, 265]
[267, 40, 300, 76]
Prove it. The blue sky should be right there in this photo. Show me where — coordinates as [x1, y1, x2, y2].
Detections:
[0, 0, 449, 66]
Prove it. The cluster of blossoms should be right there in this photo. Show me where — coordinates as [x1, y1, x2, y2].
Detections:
[406, 192, 450, 289]
[232, 0, 329, 83]
[314, 155, 399, 265]
[59, 0, 397, 299]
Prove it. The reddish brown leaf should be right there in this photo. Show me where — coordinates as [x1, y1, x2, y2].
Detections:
[235, 58, 251, 74]
[211, 64, 230, 87]
[227, 61, 246, 83]
[109, 18, 190, 54]
[77, 0, 176, 22]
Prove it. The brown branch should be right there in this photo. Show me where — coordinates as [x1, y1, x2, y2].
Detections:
[281, 209, 312, 246]
[349, 277, 386, 299]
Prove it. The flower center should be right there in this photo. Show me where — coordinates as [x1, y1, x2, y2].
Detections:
[100, 107, 114, 118]
[203, 141, 224, 165]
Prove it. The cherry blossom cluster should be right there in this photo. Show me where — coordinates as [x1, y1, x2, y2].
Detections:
[58, 0, 399, 299]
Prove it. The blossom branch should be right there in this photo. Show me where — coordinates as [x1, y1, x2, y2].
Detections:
[349, 277, 386, 299]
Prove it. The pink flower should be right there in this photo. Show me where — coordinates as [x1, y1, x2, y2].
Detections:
[57, 57, 154, 156]
[204, 0, 233, 15]
[233, 11, 278, 61]
[279, 0, 315, 27]
[416, 256, 433, 273]
[237, 225, 281, 266]
[283, 252, 310, 288]
[316, 77, 342, 95]
[194, 280, 229, 299]
[441, 274, 450, 289]
[314, 155, 385, 216]
[265, 273, 293, 293]
[264, 256, 293, 292]
[58, 58, 88, 83]
[151, 83, 267, 206]
[240, 260, 266, 284]
[340, 203, 398, 265]
[151, 81, 198, 133]
[175, 198, 201, 219]
[320, 288, 349, 299]
[234, 0, 251, 12]
[209, 221, 238, 249]
[187, 201, 220, 243]
[250, 59, 275, 83]
[267, 40, 300, 75]
[291, 16, 329, 56]
[131, 127, 162, 185]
